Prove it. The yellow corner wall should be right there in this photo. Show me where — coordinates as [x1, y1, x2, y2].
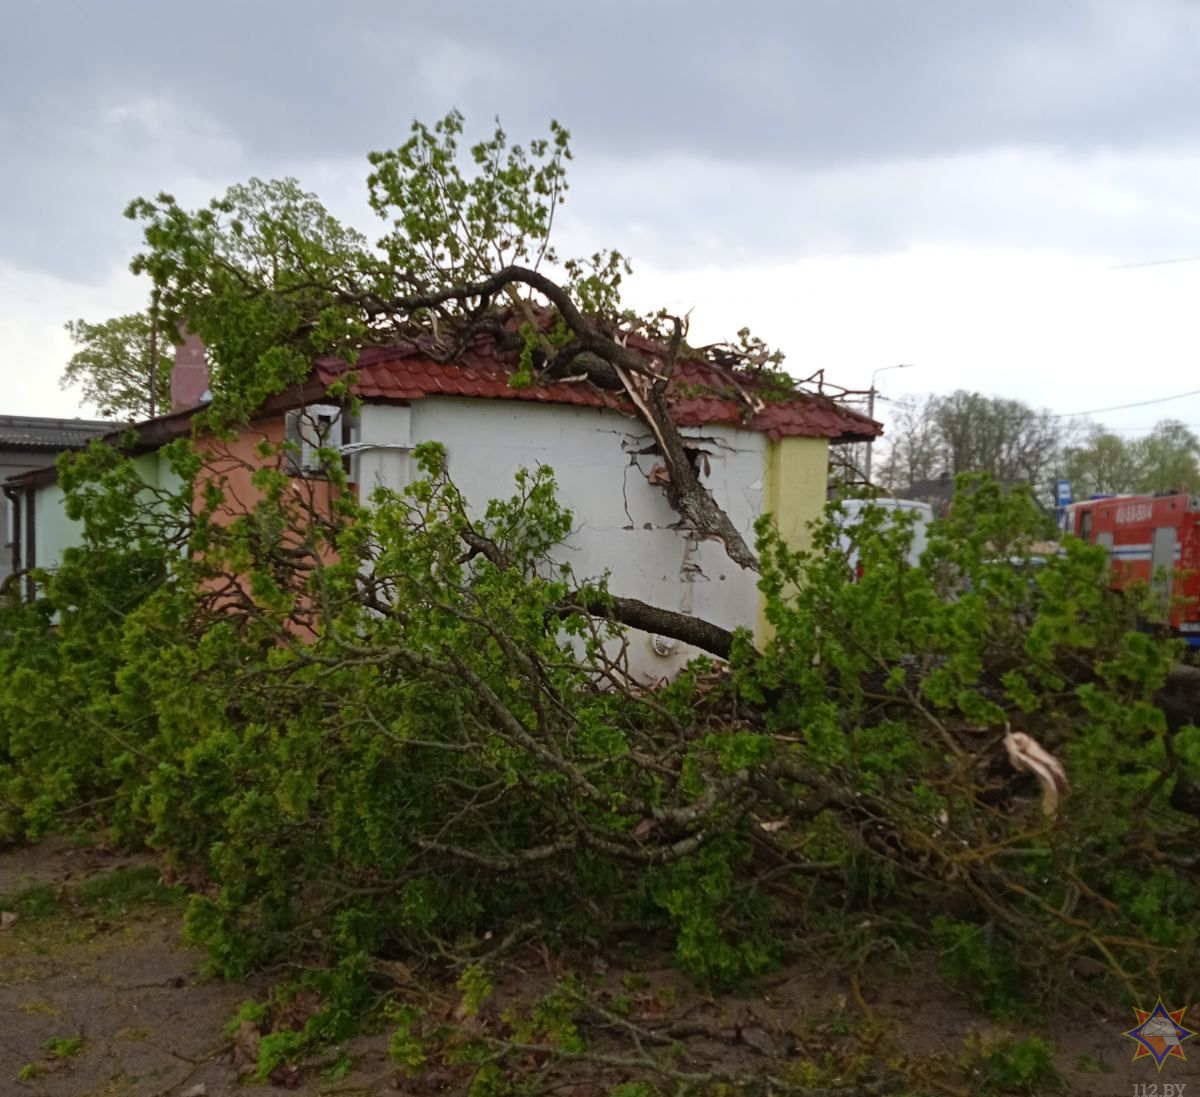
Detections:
[758, 436, 830, 641]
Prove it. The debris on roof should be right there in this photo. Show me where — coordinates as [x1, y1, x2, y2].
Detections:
[318, 334, 881, 443]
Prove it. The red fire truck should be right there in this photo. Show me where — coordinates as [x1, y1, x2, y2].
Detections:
[1066, 492, 1200, 646]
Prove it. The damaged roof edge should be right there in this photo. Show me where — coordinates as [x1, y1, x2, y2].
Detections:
[321, 351, 883, 443]
[4, 364, 881, 493]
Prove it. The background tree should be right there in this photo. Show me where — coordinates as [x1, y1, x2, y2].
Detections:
[1062, 418, 1200, 497]
[876, 389, 1080, 502]
[61, 311, 173, 420]
[874, 394, 942, 489]
[1136, 418, 1200, 492]
[929, 390, 1068, 488]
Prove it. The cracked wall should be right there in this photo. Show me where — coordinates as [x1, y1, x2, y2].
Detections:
[360, 400, 809, 682]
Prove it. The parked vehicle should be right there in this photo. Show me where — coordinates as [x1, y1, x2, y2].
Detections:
[833, 497, 935, 576]
[1066, 492, 1200, 647]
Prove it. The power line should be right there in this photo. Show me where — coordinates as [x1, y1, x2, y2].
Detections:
[868, 383, 1200, 427]
[1109, 255, 1200, 270]
[1101, 422, 1200, 433]
[1051, 388, 1200, 419]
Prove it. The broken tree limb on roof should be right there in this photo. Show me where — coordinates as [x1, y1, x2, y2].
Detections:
[350, 266, 764, 571]
[129, 137, 876, 577]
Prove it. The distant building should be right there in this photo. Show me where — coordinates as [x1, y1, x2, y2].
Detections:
[0, 415, 110, 589]
[896, 473, 956, 517]
[897, 473, 1038, 517]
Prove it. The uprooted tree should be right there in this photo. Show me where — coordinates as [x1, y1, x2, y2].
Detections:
[3, 113, 1200, 1088]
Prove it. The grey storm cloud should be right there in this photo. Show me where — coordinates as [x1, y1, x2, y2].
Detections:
[3, 0, 1200, 281]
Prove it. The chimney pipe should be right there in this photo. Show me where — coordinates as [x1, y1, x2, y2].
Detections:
[170, 327, 210, 412]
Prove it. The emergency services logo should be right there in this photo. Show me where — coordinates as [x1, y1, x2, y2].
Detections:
[1123, 999, 1196, 1070]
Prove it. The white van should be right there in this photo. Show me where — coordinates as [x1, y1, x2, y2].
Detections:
[832, 498, 934, 573]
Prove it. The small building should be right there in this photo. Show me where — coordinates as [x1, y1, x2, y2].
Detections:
[6, 335, 880, 679]
[896, 474, 956, 517]
[898, 473, 1042, 518]
[0, 414, 110, 588]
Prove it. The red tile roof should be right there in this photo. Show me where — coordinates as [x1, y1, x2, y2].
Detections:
[317, 338, 881, 443]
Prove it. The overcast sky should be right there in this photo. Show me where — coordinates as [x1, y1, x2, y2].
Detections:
[4, 0, 1200, 438]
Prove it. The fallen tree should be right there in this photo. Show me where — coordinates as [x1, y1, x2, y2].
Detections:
[4, 114, 1198, 1085]
[3, 454, 1198, 1001]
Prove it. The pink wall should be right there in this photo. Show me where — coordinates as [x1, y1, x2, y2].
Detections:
[192, 417, 350, 637]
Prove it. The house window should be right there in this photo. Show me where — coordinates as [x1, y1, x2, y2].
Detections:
[286, 404, 344, 477]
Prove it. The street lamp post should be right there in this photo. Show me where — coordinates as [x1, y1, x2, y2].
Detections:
[864, 363, 914, 485]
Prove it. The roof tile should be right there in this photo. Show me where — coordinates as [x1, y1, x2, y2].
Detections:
[318, 340, 880, 442]
[0, 415, 112, 451]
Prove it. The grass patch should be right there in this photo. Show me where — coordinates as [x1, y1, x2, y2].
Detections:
[968, 1034, 1064, 1096]
[44, 1033, 84, 1059]
[75, 866, 183, 914]
[1, 883, 60, 920]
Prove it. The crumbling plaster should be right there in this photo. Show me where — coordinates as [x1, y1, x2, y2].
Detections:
[359, 399, 772, 680]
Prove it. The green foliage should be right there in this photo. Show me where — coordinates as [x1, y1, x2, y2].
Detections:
[127, 176, 371, 422]
[456, 964, 493, 1018]
[0, 437, 192, 841]
[747, 474, 1198, 1003]
[5, 349, 1199, 1071]
[224, 999, 269, 1035]
[387, 1005, 428, 1071]
[646, 838, 776, 987]
[932, 917, 1027, 1019]
[366, 110, 571, 285]
[43, 1034, 84, 1059]
[122, 112, 646, 426]
[1063, 418, 1200, 496]
[62, 311, 173, 420]
[974, 1034, 1062, 1095]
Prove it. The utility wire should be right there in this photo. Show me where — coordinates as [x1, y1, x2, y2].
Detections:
[1101, 422, 1200, 433]
[1051, 388, 1200, 419]
[1109, 255, 1200, 270]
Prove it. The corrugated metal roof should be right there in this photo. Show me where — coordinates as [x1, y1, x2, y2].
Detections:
[0, 415, 112, 451]
[318, 339, 881, 442]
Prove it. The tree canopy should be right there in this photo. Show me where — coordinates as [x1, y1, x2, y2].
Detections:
[1062, 419, 1200, 497]
[120, 114, 814, 570]
[877, 390, 1199, 502]
[61, 311, 173, 421]
[877, 390, 1071, 498]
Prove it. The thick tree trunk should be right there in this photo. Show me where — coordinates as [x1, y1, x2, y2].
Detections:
[566, 595, 739, 661]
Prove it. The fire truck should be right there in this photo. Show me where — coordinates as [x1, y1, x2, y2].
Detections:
[1066, 492, 1200, 646]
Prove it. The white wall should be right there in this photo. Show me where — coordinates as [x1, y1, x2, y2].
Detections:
[359, 399, 767, 682]
[28, 451, 183, 574]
